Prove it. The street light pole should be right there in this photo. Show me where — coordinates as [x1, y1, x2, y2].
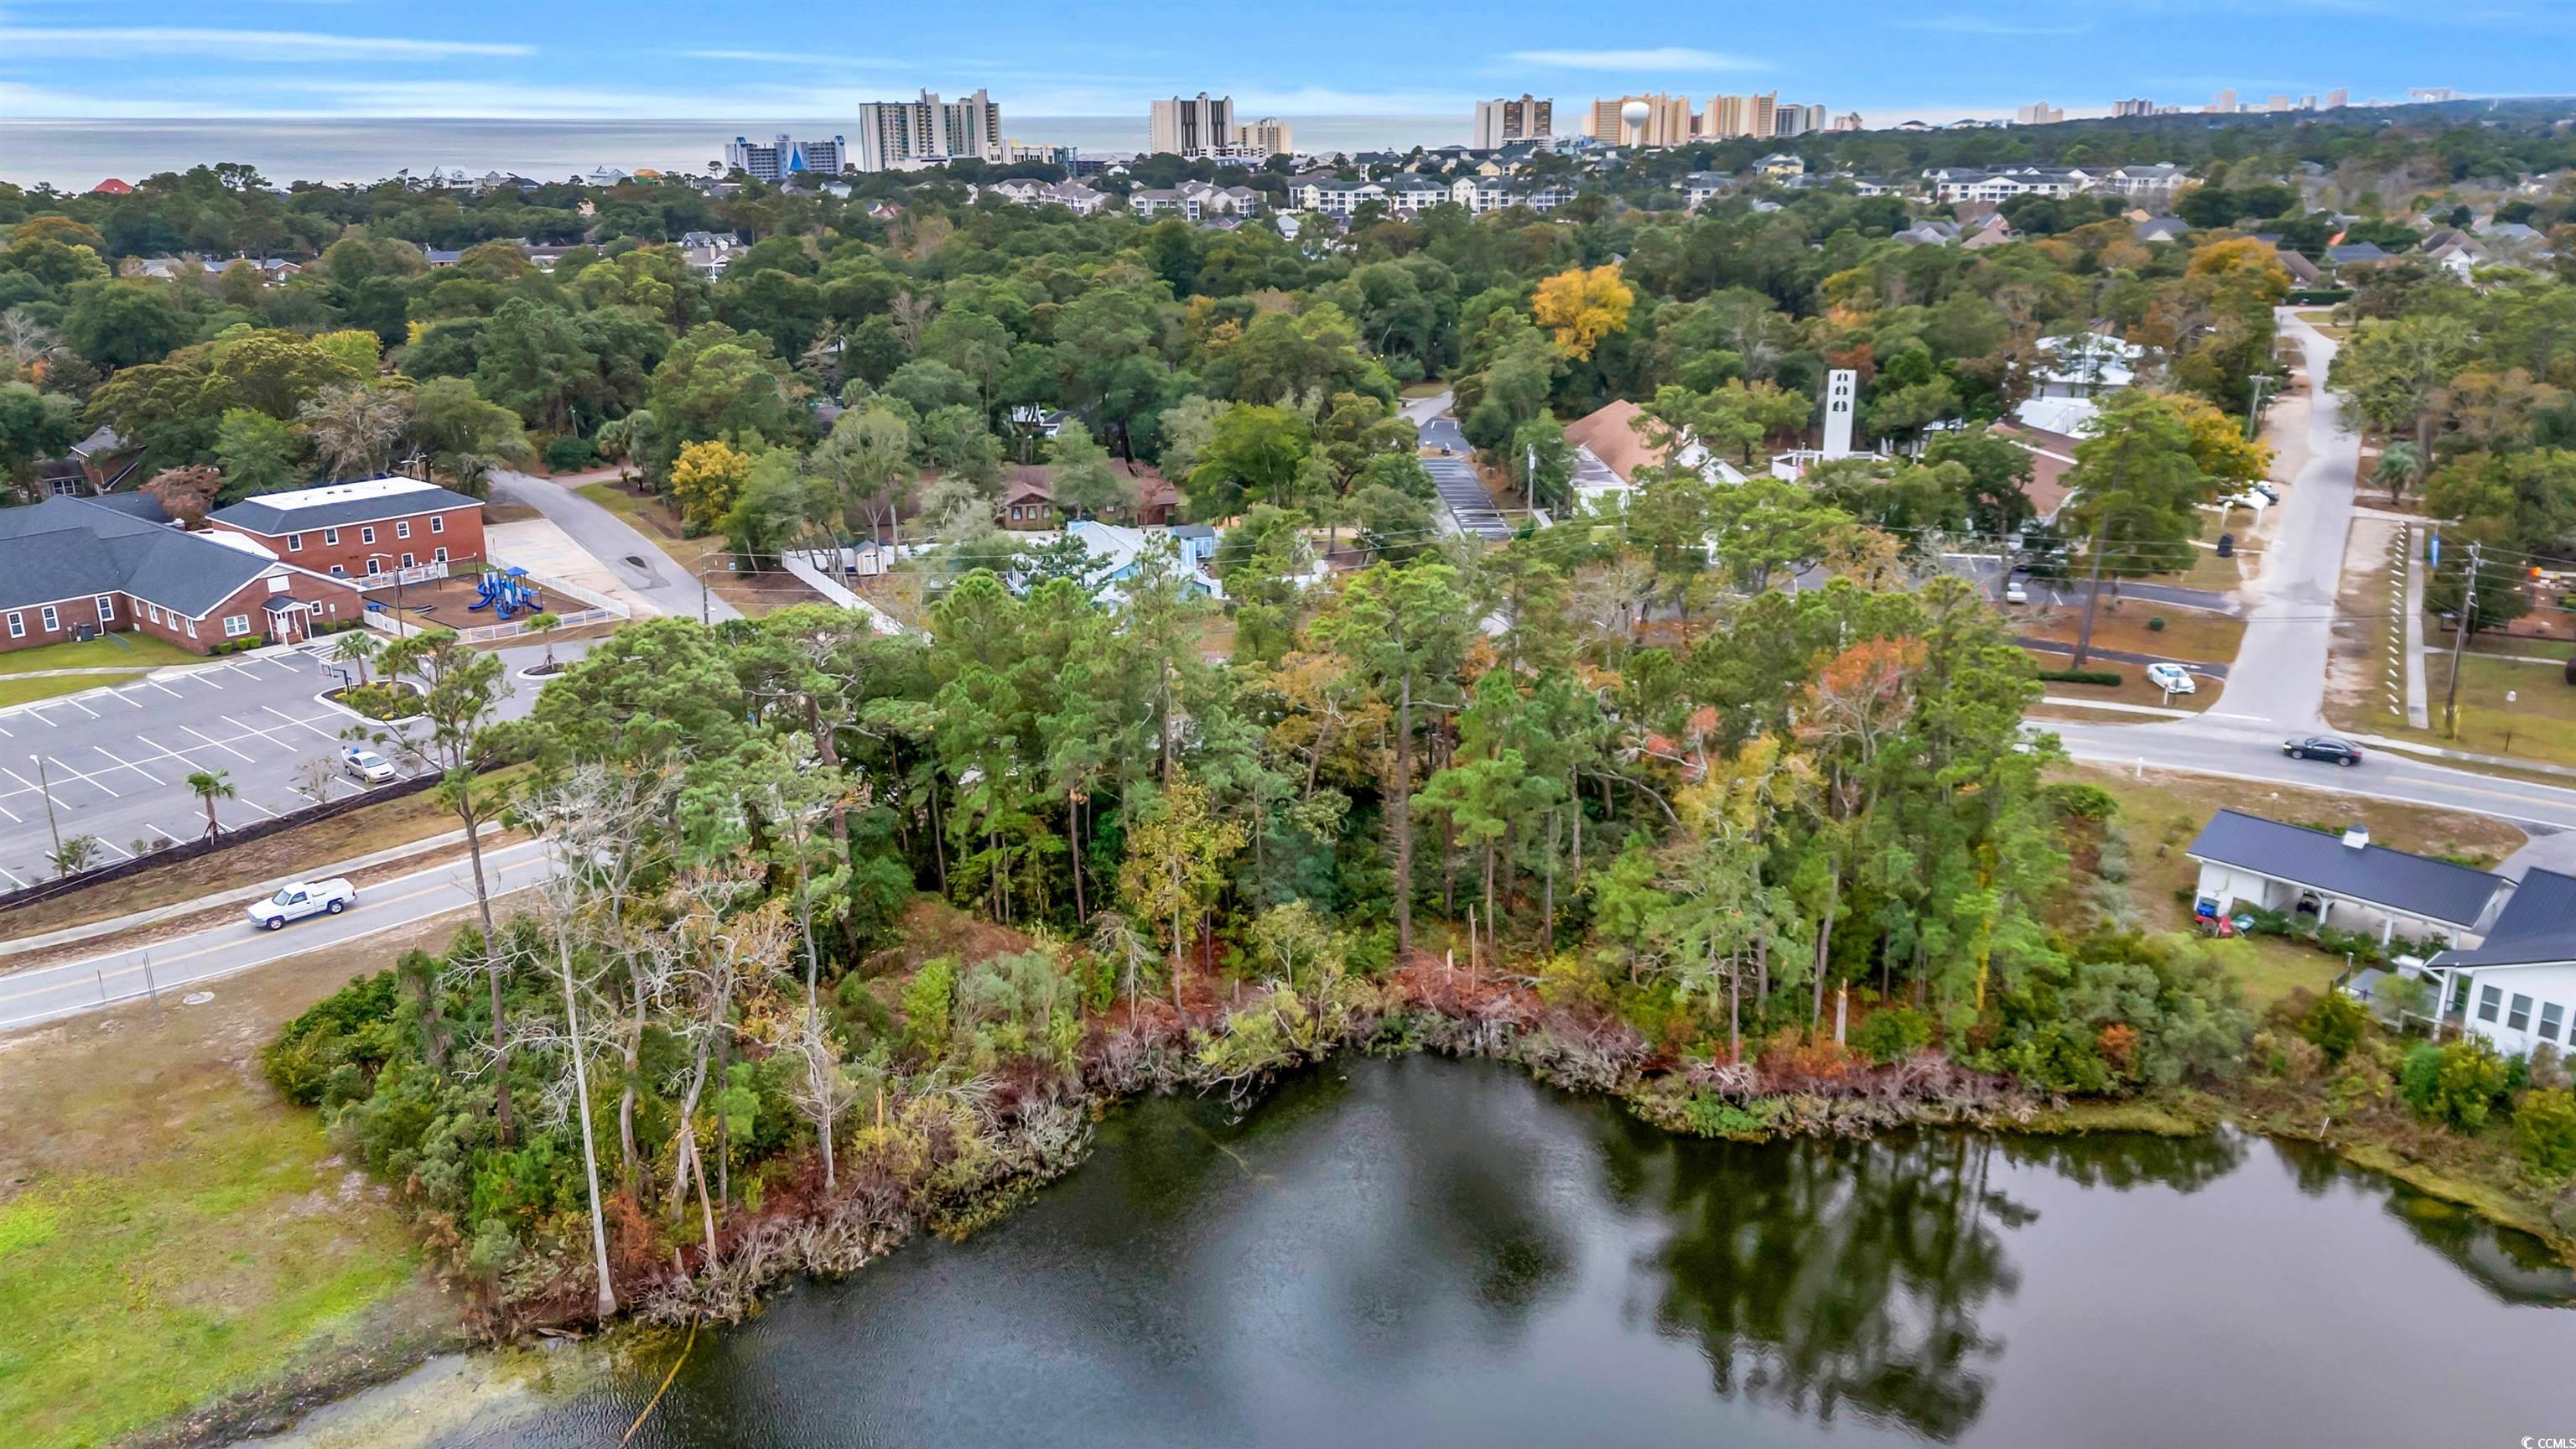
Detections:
[2443, 541, 2481, 740]
[32, 752, 60, 861]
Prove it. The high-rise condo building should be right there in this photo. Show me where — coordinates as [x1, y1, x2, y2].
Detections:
[1774, 102, 1826, 137]
[1588, 93, 1692, 147]
[1150, 93, 1235, 155]
[724, 134, 847, 182]
[2326, 88, 2350, 109]
[1702, 91, 1779, 140]
[853, 91, 1001, 171]
[2113, 97, 2155, 117]
[2209, 88, 2238, 113]
[2015, 101, 2065, 125]
[1472, 96, 1554, 148]
[1234, 117, 1295, 155]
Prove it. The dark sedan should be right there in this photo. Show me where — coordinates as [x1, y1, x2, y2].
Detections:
[2283, 735, 2364, 766]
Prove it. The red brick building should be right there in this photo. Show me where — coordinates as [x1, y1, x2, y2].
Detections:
[0, 495, 367, 655]
[204, 476, 486, 580]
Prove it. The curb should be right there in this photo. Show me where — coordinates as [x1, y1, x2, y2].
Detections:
[2349, 733, 2576, 781]
[0, 822, 505, 958]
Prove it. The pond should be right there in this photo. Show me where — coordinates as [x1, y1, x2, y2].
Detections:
[434, 1057, 2576, 1448]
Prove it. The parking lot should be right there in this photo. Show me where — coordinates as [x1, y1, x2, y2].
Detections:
[0, 639, 561, 891]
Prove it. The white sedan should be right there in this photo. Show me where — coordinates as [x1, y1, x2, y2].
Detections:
[2144, 662, 2198, 695]
[247, 877, 357, 931]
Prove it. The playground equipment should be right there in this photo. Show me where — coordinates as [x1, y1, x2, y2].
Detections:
[465, 566, 544, 621]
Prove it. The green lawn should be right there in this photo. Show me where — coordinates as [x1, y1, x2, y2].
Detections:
[2399, 652, 2576, 767]
[0, 672, 146, 708]
[0, 632, 198, 677]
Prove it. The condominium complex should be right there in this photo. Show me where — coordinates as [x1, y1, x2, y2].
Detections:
[1149, 93, 1234, 156]
[1472, 95, 1554, 148]
[1774, 102, 1826, 137]
[2014, 101, 2065, 126]
[724, 134, 847, 181]
[1704, 91, 1777, 140]
[853, 90, 1002, 171]
[1234, 117, 1295, 156]
[2113, 97, 2156, 117]
[1587, 93, 1692, 146]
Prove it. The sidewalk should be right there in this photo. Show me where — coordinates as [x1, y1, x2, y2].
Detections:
[2350, 732, 2576, 781]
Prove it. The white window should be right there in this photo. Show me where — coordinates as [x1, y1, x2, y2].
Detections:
[429, 515, 445, 535]
[400, 552, 416, 569]
[2479, 984, 2502, 1022]
[5, 611, 21, 639]
[360, 525, 376, 544]
[95, 594, 114, 621]
[431, 548, 447, 564]
[2542, 1002, 2566, 1043]
[324, 527, 340, 545]
[39, 605, 59, 631]
[395, 519, 411, 539]
[330, 565, 347, 577]
[224, 615, 251, 637]
[266, 575, 290, 593]
[2510, 994, 2533, 1033]
[185, 620, 198, 638]
[287, 532, 303, 552]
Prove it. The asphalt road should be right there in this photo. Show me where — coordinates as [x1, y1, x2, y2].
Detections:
[486, 469, 744, 624]
[0, 636, 571, 890]
[2210, 310, 2353, 730]
[0, 837, 553, 1033]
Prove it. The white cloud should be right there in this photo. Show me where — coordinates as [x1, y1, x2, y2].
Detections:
[1894, 15, 2091, 34]
[0, 26, 532, 60]
[678, 49, 908, 69]
[1503, 46, 1764, 72]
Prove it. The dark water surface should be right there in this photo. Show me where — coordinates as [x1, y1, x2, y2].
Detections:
[443, 1057, 2576, 1448]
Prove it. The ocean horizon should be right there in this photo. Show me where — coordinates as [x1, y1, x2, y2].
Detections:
[0, 116, 1470, 189]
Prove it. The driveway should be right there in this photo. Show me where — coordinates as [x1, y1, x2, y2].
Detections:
[485, 469, 742, 624]
[1404, 389, 1468, 454]
[0, 837, 553, 1032]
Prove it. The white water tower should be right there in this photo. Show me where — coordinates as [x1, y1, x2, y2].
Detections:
[1621, 98, 1650, 147]
[1821, 368, 1857, 458]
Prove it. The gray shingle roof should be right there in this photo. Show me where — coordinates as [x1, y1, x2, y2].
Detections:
[206, 481, 481, 535]
[2188, 808, 2503, 927]
[0, 496, 275, 617]
[2432, 868, 2576, 968]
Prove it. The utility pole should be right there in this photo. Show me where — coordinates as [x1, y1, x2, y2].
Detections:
[32, 752, 60, 861]
[2244, 372, 2272, 442]
[1526, 442, 1537, 513]
[2443, 541, 2480, 739]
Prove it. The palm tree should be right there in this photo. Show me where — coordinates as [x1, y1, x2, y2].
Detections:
[333, 627, 381, 687]
[48, 834, 100, 878]
[522, 611, 563, 671]
[2373, 439, 2427, 506]
[185, 768, 236, 838]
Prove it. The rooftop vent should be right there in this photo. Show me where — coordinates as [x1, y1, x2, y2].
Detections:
[2342, 825, 2371, 851]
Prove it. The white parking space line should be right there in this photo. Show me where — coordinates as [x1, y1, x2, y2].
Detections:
[188, 672, 224, 690]
[179, 724, 256, 762]
[61, 696, 99, 719]
[146, 679, 182, 699]
[234, 794, 282, 820]
[148, 821, 184, 844]
[96, 744, 164, 787]
[222, 714, 303, 754]
[0, 860, 23, 887]
[127, 735, 210, 776]
[110, 688, 145, 708]
[44, 754, 120, 798]
[91, 836, 133, 861]
[0, 797, 18, 823]
[264, 705, 345, 743]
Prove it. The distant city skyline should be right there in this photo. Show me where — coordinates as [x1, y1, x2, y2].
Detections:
[0, 1, 2558, 127]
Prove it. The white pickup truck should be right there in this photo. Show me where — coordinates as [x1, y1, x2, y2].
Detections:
[247, 877, 357, 931]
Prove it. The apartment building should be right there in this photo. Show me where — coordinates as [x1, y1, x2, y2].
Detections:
[723, 134, 847, 181]
[2014, 102, 2065, 126]
[1150, 93, 1234, 156]
[1233, 117, 1294, 155]
[1774, 102, 1826, 137]
[1129, 180, 1261, 221]
[1703, 91, 1779, 140]
[1587, 93, 1692, 147]
[854, 91, 1002, 172]
[1472, 96, 1553, 148]
[2113, 98, 2156, 117]
[984, 179, 1109, 214]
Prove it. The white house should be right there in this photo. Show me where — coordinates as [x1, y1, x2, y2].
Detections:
[2423, 869, 2576, 1057]
[2189, 810, 2505, 948]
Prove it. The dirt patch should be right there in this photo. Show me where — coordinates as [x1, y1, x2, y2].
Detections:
[2325, 512, 2407, 729]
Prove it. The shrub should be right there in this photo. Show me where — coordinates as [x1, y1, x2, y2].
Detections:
[2147, 615, 2168, 632]
[1682, 1093, 1780, 1138]
[2040, 781, 2120, 823]
[1852, 1005, 1934, 1064]
[544, 434, 600, 472]
[261, 968, 403, 1108]
[2037, 667, 2125, 687]
[2402, 1036, 2511, 1131]
[900, 954, 957, 1061]
[2299, 990, 2371, 1062]
[1996, 1021, 2116, 1094]
[2514, 1090, 2576, 1182]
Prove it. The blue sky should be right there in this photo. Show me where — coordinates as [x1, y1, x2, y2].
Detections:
[0, 0, 2563, 124]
